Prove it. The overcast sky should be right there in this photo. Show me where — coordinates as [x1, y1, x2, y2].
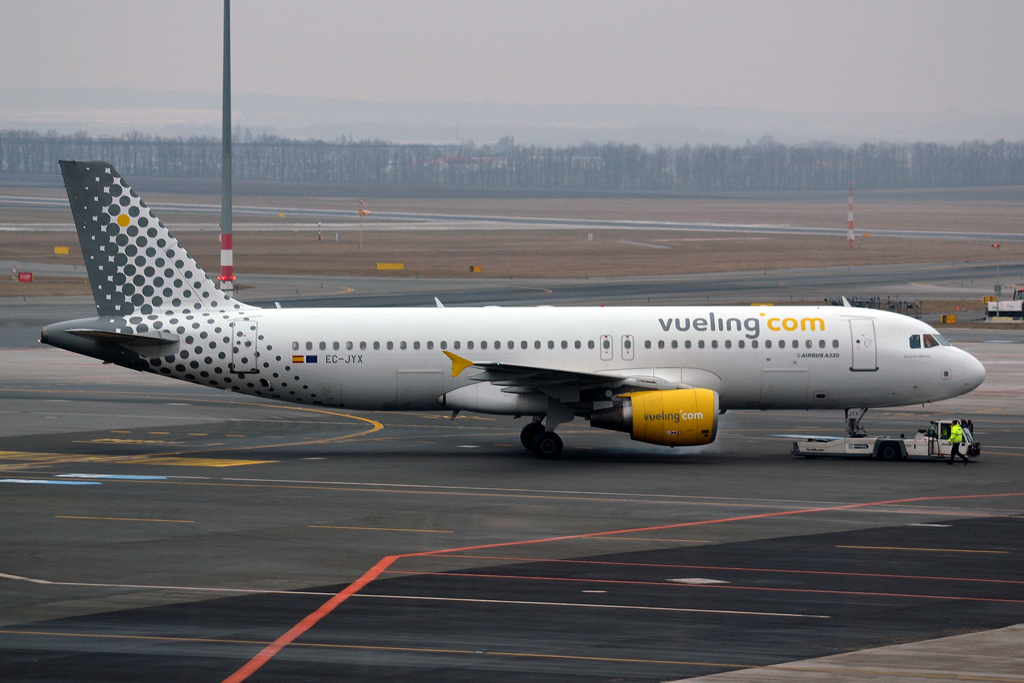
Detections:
[2, 0, 1022, 116]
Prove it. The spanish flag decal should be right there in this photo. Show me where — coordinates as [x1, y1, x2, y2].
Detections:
[292, 355, 304, 363]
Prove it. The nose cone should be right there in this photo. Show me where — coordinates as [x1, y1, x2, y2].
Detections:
[963, 352, 986, 392]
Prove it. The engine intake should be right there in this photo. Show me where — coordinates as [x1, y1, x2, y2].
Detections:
[590, 388, 719, 447]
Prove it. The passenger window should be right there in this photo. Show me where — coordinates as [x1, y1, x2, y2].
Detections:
[522, 341, 528, 349]
[805, 340, 812, 349]
[588, 340, 595, 349]
[454, 341, 461, 350]
[360, 341, 367, 350]
[671, 340, 678, 349]
[493, 341, 500, 349]
[909, 335, 921, 349]
[547, 341, 554, 349]
[644, 340, 652, 349]
[535, 341, 542, 349]
[386, 341, 394, 350]
[561, 340, 568, 349]
[575, 340, 581, 349]
[468, 341, 475, 350]
[414, 341, 420, 350]
[751, 340, 758, 349]
[602, 339, 610, 350]
[685, 340, 692, 349]
[480, 341, 487, 350]
[832, 340, 839, 348]
[427, 341, 434, 350]
[818, 339, 825, 349]
[346, 341, 353, 350]
[440, 341, 447, 350]
[711, 340, 718, 349]
[738, 340, 744, 349]
[373, 341, 380, 350]
[698, 340, 705, 349]
[725, 340, 731, 349]
[923, 334, 939, 348]
[320, 341, 327, 351]
[332, 341, 339, 351]
[292, 341, 299, 351]
[400, 341, 407, 350]
[508, 340, 514, 349]
[306, 341, 313, 351]
[765, 340, 772, 349]
[658, 340, 665, 349]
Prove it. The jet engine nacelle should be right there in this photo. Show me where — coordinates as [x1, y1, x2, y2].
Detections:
[590, 388, 719, 447]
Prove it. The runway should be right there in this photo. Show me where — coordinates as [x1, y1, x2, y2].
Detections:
[1, 280, 1023, 682]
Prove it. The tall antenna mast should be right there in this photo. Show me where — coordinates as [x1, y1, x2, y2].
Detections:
[219, 0, 235, 291]
[847, 181, 854, 249]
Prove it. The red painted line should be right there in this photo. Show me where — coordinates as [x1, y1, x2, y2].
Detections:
[403, 492, 1024, 558]
[220, 555, 397, 683]
[438, 554, 1024, 586]
[221, 491, 1024, 682]
[379, 570, 1024, 605]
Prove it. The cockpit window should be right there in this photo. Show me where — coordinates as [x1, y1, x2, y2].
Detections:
[934, 334, 950, 346]
[922, 334, 940, 348]
[909, 334, 921, 349]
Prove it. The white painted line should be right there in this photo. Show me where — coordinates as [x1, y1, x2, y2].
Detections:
[908, 523, 952, 527]
[355, 594, 829, 619]
[58, 474, 167, 481]
[669, 578, 731, 585]
[0, 479, 101, 486]
[0, 573, 53, 584]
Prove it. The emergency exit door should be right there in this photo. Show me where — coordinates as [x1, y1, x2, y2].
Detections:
[849, 319, 877, 371]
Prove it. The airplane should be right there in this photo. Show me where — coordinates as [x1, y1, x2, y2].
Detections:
[41, 160, 986, 459]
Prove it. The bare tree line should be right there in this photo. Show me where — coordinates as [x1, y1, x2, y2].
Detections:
[2, 130, 1023, 192]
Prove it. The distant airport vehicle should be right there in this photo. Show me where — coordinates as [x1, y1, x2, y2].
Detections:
[791, 418, 980, 461]
[986, 284, 1024, 318]
[41, 161, 986, 458]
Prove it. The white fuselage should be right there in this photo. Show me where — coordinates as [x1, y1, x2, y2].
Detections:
[176, 305, 983, 412]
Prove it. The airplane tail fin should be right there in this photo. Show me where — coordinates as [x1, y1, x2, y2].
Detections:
[59, 160, 254, 318]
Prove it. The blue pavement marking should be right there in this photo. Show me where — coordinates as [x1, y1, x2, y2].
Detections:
[0, 479, 101, 485]
[58, 474, 167, 481]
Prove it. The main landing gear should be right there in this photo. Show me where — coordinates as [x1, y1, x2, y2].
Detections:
[520, 420, 563, 460]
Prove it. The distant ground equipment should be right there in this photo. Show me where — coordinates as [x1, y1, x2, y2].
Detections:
[985, 283, 1024, 318]
[826, 296, 923, 319]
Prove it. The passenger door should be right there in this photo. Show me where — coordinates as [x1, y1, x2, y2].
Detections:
[229, 320, 259, 374]
[849, 319, 877, 372]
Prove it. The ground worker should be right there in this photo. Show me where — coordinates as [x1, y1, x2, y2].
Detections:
[948, 420, 969, 465]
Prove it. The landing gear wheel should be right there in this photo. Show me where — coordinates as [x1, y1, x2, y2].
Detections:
[521, 422, 545, 450]
[879, 442, 902, 461]
[531, 431, 563, 460]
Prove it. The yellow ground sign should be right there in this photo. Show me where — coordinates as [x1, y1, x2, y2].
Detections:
[54, 246, 70, 255]
[377, 263, 405, 270]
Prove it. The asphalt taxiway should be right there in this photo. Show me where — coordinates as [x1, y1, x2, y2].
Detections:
[1, 279, 1023, 682]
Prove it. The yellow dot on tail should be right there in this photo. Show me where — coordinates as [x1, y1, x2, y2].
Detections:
[117, 214, 130, 227]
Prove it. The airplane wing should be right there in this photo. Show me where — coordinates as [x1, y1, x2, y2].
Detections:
[443, 351, 679, 403]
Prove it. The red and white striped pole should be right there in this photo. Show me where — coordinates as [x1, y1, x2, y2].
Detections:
[220, 232, 234, 285]
[847, 181, 854, 249]
[218, 0, 236, 291]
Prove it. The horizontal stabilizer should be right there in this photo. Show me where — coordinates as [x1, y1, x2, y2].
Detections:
[66, 328, 179, 347]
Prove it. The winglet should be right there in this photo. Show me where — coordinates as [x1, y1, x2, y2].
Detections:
[841, 296, 852, 308]
[434, 297, 445, 308]
[444, 350, 474, 377]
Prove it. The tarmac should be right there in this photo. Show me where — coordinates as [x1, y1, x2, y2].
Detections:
[1, 274, 1022, 682]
